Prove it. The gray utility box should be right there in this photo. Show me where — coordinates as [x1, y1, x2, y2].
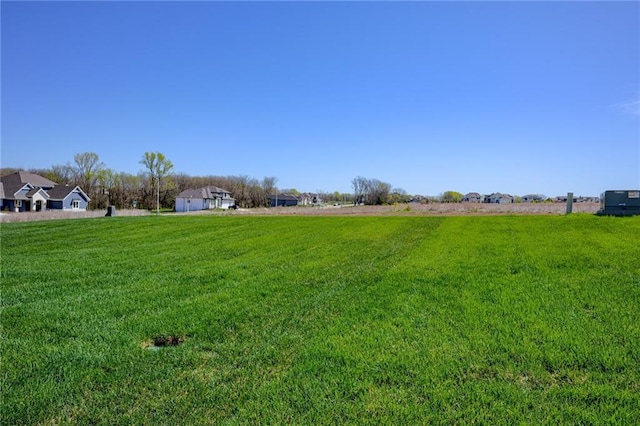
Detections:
[596, 190, 640, 216]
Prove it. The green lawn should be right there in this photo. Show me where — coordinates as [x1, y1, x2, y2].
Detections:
[1, 214, 639, 424]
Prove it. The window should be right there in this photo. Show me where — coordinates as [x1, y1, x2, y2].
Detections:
[72, 200, 80, 209]
[16, 200, 22, 208]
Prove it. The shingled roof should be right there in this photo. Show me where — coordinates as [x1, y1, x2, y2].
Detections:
[46, 185, 89, 201]
[0, 171, 58, 189]
[177, 186, 233, 199]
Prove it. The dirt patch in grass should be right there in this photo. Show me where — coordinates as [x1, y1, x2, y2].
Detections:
[142, 335, 187, 350]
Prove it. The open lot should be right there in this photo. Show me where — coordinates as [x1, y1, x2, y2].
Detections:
[1, 213, 638, 423]
[0, 202, 600, 223]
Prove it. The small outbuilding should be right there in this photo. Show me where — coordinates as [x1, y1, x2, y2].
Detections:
[596, 190, 640, 216]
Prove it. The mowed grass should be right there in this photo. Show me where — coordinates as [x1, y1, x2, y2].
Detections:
[1, 214, 639, 424]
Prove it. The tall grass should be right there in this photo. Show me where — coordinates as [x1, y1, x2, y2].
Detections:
[1, 215, 638, 424]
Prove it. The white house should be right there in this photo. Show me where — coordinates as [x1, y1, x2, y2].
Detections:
[175, 186, 235, 212]
[486, 193, 514, 204]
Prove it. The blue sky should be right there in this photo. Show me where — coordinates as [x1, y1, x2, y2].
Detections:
[2, 1, 638, 197]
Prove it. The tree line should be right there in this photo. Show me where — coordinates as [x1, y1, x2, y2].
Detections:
[1, 151, 418, 210]
[352, 176, 410, 205]
[1, 152, 283, 210]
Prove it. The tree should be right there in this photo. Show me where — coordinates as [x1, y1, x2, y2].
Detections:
[352, 176, 367, 205]
[366, 179, 391, 205]
[140, 152, 174, 213]
[70, 152, 105, 208]
[352, 176, 392, 205]
[389, 187, 409, 204]
[441, 191, 463, 203]
[118, 173, 142, 209]
[261, 177, 278, 206]
[97, 168, 119, 208]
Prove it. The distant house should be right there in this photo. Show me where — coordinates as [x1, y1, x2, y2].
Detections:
[268, 193, 299, 207]
[462, 192, 482, 203]
[521, 194, 546, 203]
[0, 171, 90, 212]
[486, 193, 514, 204]
[555, 195, 599, 203]
[175, 186, 235, 212]
[298, 193, 322, 206]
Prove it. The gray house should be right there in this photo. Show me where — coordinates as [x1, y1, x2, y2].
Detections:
[175, 186, 236, 212]
[0, 171, 90, 212]
[268, 193, 299, 207]
[462, 192, 482, 203]
[486, 193, 514, 204]
[521, 194, 546, 203]
[46, 185, 91, 211]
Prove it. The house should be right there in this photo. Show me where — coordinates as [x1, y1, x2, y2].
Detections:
[298, 193, 322, 206]
[486, 193, 514, 204]
[175, 186, 236, 212]
[268, 193, 299, 207]
[46, 185, 92, 211]
[462, 192, 482, 203]
[521, 194, 546, 203]
[0, 171, 90, 212]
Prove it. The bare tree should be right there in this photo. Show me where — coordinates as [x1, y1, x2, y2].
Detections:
[261, 176, 278, 206]
[69, 152, 105, 208]
[97, 168, 119, 208]
[353, 176, 392, 205]
[140, 152, 174, 213]
[117, 173, 142, 209]
[48, 164, 74, 184]
[352, 176, 366, 206]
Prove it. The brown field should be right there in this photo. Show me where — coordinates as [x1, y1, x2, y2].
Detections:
[234, 202, 600, 216]
[0, 209, 151, 223]
[0, 203, 600, 223]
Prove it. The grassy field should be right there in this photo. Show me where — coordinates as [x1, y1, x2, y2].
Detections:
[1, 214, 639, 424]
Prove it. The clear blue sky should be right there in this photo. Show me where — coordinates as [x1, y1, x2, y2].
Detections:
[2, 1, 639, 197]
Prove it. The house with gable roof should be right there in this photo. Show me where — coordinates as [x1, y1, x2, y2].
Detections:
[486, 192, 514, 204]
[175, 186, 236, 212]
[462, 192, 483, 203]
[0, 171, 91, 212]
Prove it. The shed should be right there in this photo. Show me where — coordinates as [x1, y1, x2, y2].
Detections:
[596, 190, 640, 216]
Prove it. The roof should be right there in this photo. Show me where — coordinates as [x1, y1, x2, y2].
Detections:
[268, 193, 299, 201]
[0, 171, 58, 188]
[177, 186, 234, 200]
[1, 171, 58, 199]
[26, 187, 50, 199]
[47, 185, 90, 201]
